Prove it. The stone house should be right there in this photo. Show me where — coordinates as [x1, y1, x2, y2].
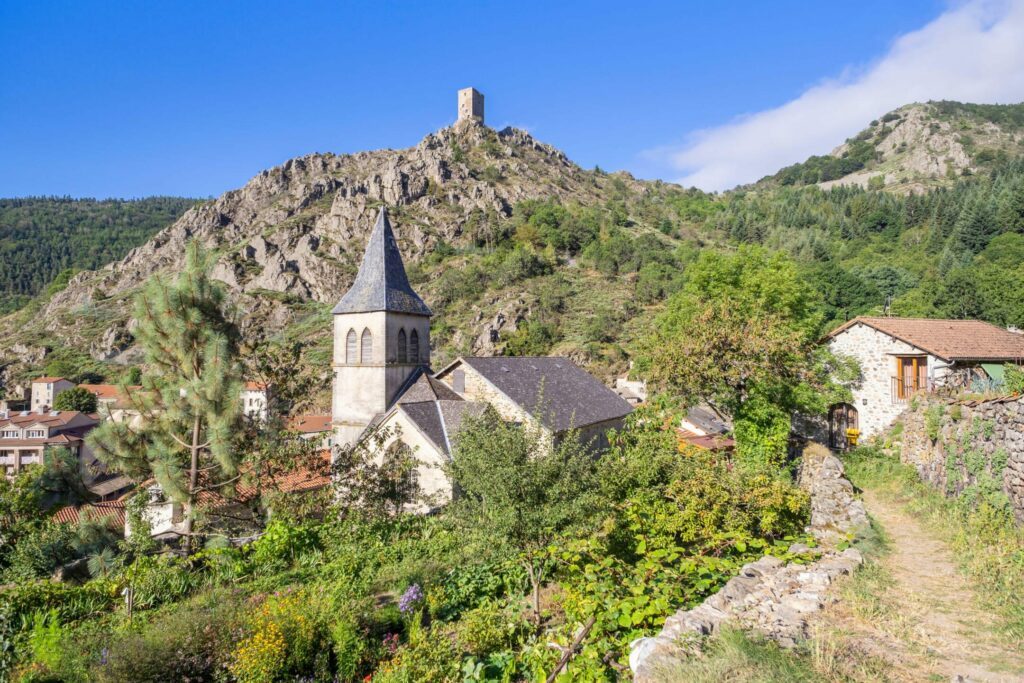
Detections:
[30, 377, 74, 412]
[329, 208, 633, 508]
[823, 316, 1024, 445]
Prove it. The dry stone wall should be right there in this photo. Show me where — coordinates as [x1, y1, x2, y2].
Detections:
[899, 394, 1024, 523]
[628, 445, 868, 680]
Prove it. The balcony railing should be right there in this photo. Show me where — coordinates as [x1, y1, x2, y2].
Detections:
[891, 376, 934, 404]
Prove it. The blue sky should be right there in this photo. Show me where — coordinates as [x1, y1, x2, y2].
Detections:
[2, 0, 1021, 197]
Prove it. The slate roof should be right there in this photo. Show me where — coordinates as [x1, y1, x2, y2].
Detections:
[827, 316, 1024, 362]
[398, 400, 488, 457]
[455, 357, 633, 432]
[332, 208, 432, 316]
[397, 373, 463, 404]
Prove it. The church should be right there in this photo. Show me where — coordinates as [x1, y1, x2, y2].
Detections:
[330, 207, 634, 505]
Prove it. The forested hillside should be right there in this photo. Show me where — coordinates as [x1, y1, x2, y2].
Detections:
[0, 197, 195, 312]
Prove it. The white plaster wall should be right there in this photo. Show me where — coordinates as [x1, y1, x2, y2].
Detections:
[828, 323, 949, 438]
[374, 409, 452, 511]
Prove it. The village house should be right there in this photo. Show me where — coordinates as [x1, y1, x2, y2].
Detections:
[329, 207, 633, 508]
[30, 377, 74, 412]
[241, 381, 271, 423]
[0, 409, 99, 476]
[823, 316, 1024, 446]
[290, 414, 334, 450]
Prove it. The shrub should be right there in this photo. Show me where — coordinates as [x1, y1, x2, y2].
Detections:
[229, 589, 327, 682]
[455, 603, 529, 658]
[331, 615, 368, 682]
[374, 617, 460, 683]
[97, 597, 243, 682]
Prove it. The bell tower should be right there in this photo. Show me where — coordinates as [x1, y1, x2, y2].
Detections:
[331, 208, 432, 447]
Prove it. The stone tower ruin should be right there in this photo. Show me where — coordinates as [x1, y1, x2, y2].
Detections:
[457, 87, 484, 124]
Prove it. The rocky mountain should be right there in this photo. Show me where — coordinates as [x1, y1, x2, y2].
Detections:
[0, 120, 692, 403]
[762, 101, 1024, 193]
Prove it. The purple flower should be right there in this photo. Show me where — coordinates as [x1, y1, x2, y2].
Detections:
[100, 648, 109, 666]
[398, 583, 423, 614]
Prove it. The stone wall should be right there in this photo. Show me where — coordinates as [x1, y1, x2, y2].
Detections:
[899, 394, 1024, 523]
[629, 445, 868, 680]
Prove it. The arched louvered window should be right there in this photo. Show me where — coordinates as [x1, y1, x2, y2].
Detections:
[345, 329, 357, 364]
[409, 329, 420, 363]
[360, 328, 373, 364]
[397, 328, 408, 363]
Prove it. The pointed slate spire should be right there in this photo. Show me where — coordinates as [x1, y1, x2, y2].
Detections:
[332, 208, 432, 316]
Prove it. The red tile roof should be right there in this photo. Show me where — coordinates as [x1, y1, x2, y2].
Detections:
[827, 317, 1024, 362]
[289, 414, 332, 433]
[243, 381, 268, 391]
[32, 377, 68, 384]
[52, 500, 127, 529]
[0, 411, 96, 429]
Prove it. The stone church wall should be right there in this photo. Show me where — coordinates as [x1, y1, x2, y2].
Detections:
[899, 393, 1024, 522]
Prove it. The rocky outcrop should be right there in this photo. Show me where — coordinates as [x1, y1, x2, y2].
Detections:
[629, 445, 869, 680]
[2, 121, 647, 364]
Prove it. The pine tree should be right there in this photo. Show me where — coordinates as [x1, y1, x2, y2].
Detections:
[87, 242, 241, 554]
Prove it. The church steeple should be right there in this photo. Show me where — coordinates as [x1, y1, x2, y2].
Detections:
[331, 207, 432, 448]
[332, 208, 431, 317]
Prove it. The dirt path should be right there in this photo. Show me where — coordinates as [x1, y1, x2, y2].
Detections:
[814, 490, 1024, 682]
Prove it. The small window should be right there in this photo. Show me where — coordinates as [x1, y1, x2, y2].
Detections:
[397, 329, 408, 363]
[453, 369, 465, 393]
[345, 329, 357, 364]
[409, 329, 420, 363]
[360, 329, 373, 364]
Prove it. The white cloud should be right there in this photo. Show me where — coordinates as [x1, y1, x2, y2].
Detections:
[657, 0, 1024, 191]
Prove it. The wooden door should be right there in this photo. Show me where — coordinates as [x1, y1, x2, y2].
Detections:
[897, 356, 927, 398]
[829, 403, 859, 450]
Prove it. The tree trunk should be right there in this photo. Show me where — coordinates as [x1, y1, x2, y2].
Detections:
[525, 560, 542, 625]
[184, 415, 201, 555]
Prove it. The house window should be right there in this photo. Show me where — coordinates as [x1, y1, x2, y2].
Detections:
[895, 355, 928, 401]
[397, 328, 408, 363]
[453, 369, 465, 394]
[345, 329, 357, 364]
[27, 430, 44, 438]
[1, 430, 17, 438]
[409, 329, 420, 363]
[360, 329, 373, 364]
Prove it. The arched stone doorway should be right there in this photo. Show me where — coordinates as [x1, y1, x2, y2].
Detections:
[828, 403, 859, 450]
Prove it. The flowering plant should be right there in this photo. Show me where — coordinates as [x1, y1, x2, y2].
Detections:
[397, 584, 423, 615]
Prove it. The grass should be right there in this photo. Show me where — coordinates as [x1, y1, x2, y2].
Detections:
[843, 446, 1024, 644]
[648, 628, 827, 683]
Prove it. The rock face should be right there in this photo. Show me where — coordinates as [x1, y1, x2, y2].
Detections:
[899, 393, 1024, 523]
[629, 445, 869, 680]
[802, 101, 1024, 194]
[0, 121, 650, 368]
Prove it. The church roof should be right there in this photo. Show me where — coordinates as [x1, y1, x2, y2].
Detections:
[397, 373, 463, 404]
[332, 208, 432, 316]
[399, 400, 488, 457]
[444, 357, 633, 432]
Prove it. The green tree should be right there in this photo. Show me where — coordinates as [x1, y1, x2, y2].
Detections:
[639, 246, 845, 469]
[87, 242, 241, 554]
[52, 386, 98, 413]
[446, 410, 598, 623]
